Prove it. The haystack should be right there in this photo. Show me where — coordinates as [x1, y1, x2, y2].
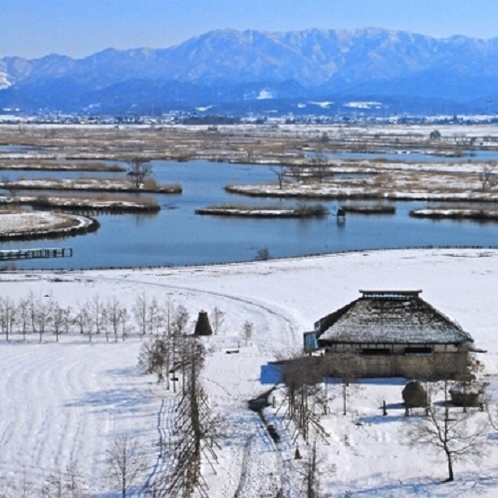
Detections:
[194, 310, 213, 336]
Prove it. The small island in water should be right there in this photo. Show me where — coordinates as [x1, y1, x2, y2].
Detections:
[195, 203, 328, 218]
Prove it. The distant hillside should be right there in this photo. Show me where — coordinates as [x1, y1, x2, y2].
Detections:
[1, 28, 498, 116]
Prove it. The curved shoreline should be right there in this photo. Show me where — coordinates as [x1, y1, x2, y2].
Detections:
[0, 211, 100, 241]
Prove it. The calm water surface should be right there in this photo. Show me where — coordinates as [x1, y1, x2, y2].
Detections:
[1, 159, 498, 270]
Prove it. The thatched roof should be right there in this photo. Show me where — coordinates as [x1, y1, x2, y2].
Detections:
[194, 310, 213, 336]
[315, 290, 474, 346]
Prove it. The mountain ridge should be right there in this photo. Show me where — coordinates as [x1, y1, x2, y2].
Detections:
[1, 27, 498, 115]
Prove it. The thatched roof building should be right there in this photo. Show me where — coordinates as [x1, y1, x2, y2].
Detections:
[309, 290, 477, 378]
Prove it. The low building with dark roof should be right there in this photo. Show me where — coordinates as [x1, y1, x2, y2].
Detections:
[309, 290, 477, 379]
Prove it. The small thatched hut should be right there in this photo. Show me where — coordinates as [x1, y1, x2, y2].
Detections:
[194, 310, 213, 336]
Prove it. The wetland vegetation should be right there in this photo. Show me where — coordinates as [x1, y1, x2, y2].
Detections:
[1, 123, 498, 267]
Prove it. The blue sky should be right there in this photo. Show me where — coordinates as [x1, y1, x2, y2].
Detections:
[3, 0, 498, 59]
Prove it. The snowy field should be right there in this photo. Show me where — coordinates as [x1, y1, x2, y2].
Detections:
[1, 248, 498, 496]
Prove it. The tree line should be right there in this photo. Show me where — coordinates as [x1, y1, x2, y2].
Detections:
[0, 292, 218, 343]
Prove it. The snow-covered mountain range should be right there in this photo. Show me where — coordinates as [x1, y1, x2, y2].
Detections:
[1, 28, 498, 115]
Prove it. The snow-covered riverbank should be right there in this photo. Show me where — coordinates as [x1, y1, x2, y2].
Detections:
[1, 248, 498, 496]
[0, 209, 98, 240]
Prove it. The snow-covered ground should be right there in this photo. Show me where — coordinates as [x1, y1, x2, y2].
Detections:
[0, 209, 94, 238]
[0, 195, 159, 213]
[1, 248, 498, 496]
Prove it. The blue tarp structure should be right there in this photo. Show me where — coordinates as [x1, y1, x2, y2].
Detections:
[260, 363, 283, 384]
[303, 331, 318, 353]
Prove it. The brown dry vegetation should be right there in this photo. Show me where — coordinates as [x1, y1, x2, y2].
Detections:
[0, 159, 124, 172]
[4, 123, 496, 163]
[30, 194, 160, 212]
[195, 203, 328, 218]
[2, 124, 498, 203]
[0, 177, 181, 194]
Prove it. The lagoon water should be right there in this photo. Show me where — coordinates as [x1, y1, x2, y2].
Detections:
[1, 158, 498, 270]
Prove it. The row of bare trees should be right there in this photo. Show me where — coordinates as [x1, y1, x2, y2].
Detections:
[0, 462, 89, 498]
[0, 293, 131, 342]
[139, 321, 221, 496]
[162, 340, 220, 497]
[0, 292, 225, 343]
[1, 436, 151, 497]
[76, 307, 222, 496]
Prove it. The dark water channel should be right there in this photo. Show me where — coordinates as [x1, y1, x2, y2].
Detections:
[1, 158, 498, 270]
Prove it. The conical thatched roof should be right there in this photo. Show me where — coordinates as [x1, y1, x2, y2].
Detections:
[194, 310, 213, 336]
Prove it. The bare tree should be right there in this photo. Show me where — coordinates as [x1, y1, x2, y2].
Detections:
[158, 304, 191, 386]
[138, 337, 170, 384]
[41, 473, 64, 497]
[322, 351, 363, 415]
[270, 165, 289, 189]
[106, 297, 127, 342]
[17, 297, 30, 341]
[75, 301, 94, 342]
[287, 163, 308, 184]
[162, 339, 220, 497]
[280, 355, 329, 443]
[309, 150, 331, 183]
[18, 470, 35, 497]
[0, 296, 16, 341]
[133, 292, 149, 336]
[74, 301, 89, 338]
[161, 298, 175, 337]
[30, 293, 53, 343]
[104, 434, 148, 498]
[406, 404, 488, 482]
[172, 304, 189, 336]
[127, 158, 153, 188]
[120, 307, 130, 341]
[27, 291, 39, 339]
[147, 296, 161, 336]
[51, 300, 71, 342]
[211, 307, 225, 335]
[0, 470, 35, 497]
[479, 164, 498, 191]
[91, 294, 104, 336]
[242, 320, 254, 345]
[41, 462, 88, 497]
[63, 461, 89, 497]
[299, 440, 327, 498]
